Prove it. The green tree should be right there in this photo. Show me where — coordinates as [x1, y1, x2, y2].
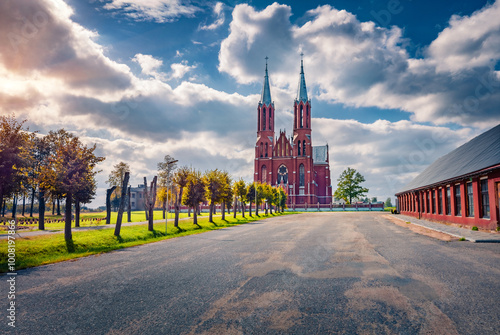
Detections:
[40, 130, 104, 241]
[333, 167, 369, 204]
[385, 197, 393, 207]
[246, 183, 256, 217]
[204, 169, 224, 223]
[255, 182, 264, 216]
[220, 171, 232, 221]
[182, 169, 205, 227]
[278, 187, 287, 212]
[233, 179, 247, 218]
[173, 166, 190, 228]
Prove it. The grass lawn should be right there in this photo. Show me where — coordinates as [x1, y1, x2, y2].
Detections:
[1, 210, 194, 230]
[0, 211, 296, 272]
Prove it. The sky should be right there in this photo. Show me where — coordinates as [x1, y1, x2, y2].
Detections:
[1, 0, 500, 207]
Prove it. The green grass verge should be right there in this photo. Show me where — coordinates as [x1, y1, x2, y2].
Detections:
[0, 212, 296, 272]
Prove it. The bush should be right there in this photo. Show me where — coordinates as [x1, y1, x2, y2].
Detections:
[471, 226, 479, 231]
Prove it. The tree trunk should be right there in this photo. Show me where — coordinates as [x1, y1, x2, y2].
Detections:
[193, 204, 198, 226]
[209, 201, 214, 223]
[174, 192, 180, 228]
[22, 195, 25, 216]
[57, 197, 61, 216]
[162, 200, 166, 219]
[106, 186, 116, 225]
[242, 202, 245, 218]
[255, 201, 259, 216]
[127, 186, 131, 223]
[52, 199, 55, 215]
[64, 192, 72, 241]
[222, 201, 226, 220]
[29, 187, 35, 217]
[145, 176, 157, 231]
[188, 207, 191, 217]
[12, 196, 17, 219]
[0, 186, 3, 217]
[115, 172, 130, 236]
[75, 201, 80, 227]
[38, 189, 45, 230]
[249, 202, 252, 217]
[270, 203, 273, 215]
[233, 197, 237, 218]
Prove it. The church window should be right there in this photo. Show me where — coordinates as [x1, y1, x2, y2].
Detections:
[269, 109, 272, 129]
[263, 108, 266, 130]
[300, 105, 303, 128]
[265, 143, 268, 157]
[277, 165, 288, 185]
[298, 141, 301, 156]
[299, 164, 305, 187]
[261, 165, 267, 184]
[303, 140, 306, 156]
[260, 142, 263, 157]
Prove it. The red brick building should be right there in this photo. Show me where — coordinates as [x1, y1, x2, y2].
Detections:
[254, 59, 332, 205]
[396, 124, 500, 229]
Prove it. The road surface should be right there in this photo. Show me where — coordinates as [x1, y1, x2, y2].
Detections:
[2, 212, 500, 334]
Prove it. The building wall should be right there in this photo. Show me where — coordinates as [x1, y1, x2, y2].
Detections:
[396, 169, 500, 229]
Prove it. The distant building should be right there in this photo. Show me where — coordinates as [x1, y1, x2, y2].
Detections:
[396, 124, 500, 229]
[254, 58, 333, 205]
[129, 184, 145, 211]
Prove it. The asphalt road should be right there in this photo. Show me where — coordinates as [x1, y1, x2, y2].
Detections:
[2, 212, 500, 334]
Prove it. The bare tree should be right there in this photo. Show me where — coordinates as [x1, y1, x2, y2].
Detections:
[143, 176, 158, 231]
[114, 172, 130, 236]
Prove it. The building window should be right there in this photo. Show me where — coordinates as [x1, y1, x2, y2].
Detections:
[466, 182, 474, 217]
[263, 108, 266, 130]
[298, 141, 301, 156]
[455, 184, 461, 216]
[432, 190, 436, 214]
[438, 189, 442, 214]
[269, 109, 272, 129]
[132, 193, 135, 198]
[481, 179, 490, 218]
[300, 105, 303, 128]
[277, 165, 288, 185]
[260, 142, 263, 157]
[446, 186, 451, 215]
[306, 106, 309, 128]
[261, 165, 267, 184]
[425, 191, 429, 213]
[303, 140, 306, 156]
[299, 164, 305, 187]
[265, 143, 268, 157]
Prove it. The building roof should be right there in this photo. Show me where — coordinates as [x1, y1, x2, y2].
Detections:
[398, 123, 500, 194]
[313, 145, 328, 164]
[296, 59, 308, 103]
[260, 60, 272, 106]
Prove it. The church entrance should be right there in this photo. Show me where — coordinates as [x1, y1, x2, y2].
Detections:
[277, 165, 288, 185]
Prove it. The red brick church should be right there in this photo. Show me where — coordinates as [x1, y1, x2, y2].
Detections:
[254, 58, 333, 205]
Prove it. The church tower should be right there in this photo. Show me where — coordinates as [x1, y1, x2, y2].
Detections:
[255, 58, 275, 184]
[293, 56, 312, 157]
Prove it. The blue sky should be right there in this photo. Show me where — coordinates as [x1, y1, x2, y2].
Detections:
[1, 0, 499, 206]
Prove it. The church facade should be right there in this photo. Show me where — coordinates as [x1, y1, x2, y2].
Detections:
[254, 59, 333, 205]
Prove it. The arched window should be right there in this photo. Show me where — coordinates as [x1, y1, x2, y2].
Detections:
[300, 105, 303, 128]
[303, 140, 306, 156]
[299, 164, 305, 187]
[298, 141, 301, 156]
[261, 165, 267, 184]
[265, 143, 268, 157]
[262, 108, 266, 130]
[277, 165, 288, 184]
[260, 142, 263, 157]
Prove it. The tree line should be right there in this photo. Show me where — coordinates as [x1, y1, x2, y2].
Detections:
[106, 160, 288, 236]
[1, 115, 288, 242]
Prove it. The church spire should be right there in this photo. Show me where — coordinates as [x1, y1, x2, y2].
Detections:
[261, 57, 272, 106]
[297, 53, 308, 103]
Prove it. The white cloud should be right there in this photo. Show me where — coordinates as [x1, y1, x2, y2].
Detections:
[199, 2, 225, 31]
[103, 0, 200, 23]
[170, 60, 196, 79]
[219, 2, 500, 127]
[132, 53, 165, 79]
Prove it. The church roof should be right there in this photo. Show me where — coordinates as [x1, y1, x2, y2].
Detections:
[397, 123, 500, 194]
[261, 60, 272, 106]
[313, 145, 328, 164]
[296, 58, 308, 103]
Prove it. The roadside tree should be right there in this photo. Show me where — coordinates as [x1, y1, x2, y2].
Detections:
[334, 167, 369, 204]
